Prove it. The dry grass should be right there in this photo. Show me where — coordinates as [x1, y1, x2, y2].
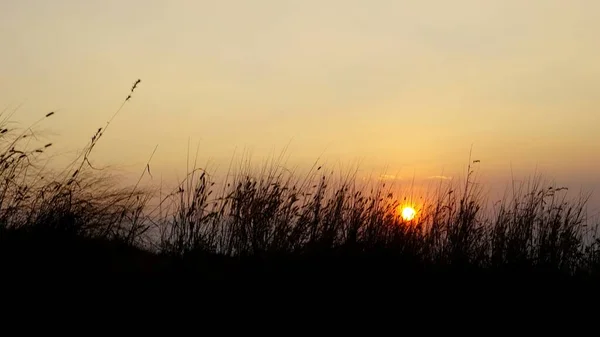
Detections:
[154, 153, 599, 277]
[1, 80, 600, 282]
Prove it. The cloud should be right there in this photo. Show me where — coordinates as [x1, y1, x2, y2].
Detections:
[378, 174, 402, 181]
[427, 175, 452, 180]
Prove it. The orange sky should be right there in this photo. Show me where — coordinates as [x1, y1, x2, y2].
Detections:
[2, 0, 600, 210]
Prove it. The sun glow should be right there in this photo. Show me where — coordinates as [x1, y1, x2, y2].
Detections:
[400, 206, 416, 221]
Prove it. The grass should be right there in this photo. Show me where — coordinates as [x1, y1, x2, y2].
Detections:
[2, 81, 600, 289]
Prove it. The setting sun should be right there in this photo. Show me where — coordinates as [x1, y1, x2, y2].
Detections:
[401, 207, 416, 221]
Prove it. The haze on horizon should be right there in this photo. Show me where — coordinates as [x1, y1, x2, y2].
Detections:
[1, 0, 600, 209]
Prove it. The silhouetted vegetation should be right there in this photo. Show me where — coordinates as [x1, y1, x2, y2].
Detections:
[2, 82, 600, 288]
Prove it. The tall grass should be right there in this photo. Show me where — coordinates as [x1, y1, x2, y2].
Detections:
[1, 82, 600, 278]
[0, 82, 150, 248]
[155, 153, 599, 276]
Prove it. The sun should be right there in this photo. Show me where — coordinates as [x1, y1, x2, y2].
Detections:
[400, 206, 416, 221]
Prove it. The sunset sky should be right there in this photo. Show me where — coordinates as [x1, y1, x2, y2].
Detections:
[1, 0, 599, 207]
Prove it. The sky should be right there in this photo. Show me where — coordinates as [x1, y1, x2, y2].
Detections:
[1, 0, 600, 209]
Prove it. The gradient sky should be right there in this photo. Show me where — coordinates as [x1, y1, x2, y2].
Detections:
[2, 0, 600, 207]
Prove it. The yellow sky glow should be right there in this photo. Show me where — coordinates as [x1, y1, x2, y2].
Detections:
[1, 0, 599, 206]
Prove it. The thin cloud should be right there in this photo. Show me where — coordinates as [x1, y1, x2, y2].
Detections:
[427, 175, 452, 180]
[378, 174, 402, 181]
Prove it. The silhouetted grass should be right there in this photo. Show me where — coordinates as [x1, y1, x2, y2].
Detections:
[2, 82, 600, 288]
[154, 154, 600, 280]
